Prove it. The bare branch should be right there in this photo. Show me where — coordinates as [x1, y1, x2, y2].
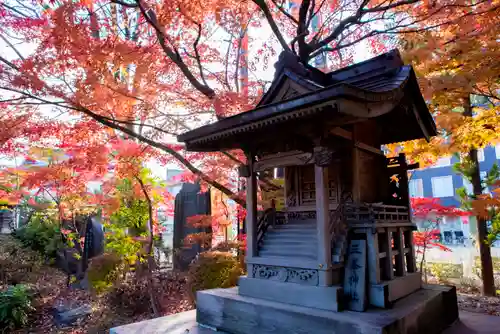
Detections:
[224, 36, 233, 91]
[110, 0, 138, 8]
[308, 0, 328, 27]
[253, 0, 292, 53]
[178, 10, 209, 88]
[0, 55, 20, 70]
[193, 22, 208, 87]
[12, 0, 41, 18]
[221, 151, 243, 164]
[270, 0, 299, 24]
[0, 34, 25, 60]
[297, 0, 311, 61]
[96, 113, 181, 137]
[0, 3, 30, 18]
[307, 0, 316, 28]
[0, 97, 27, 103]
[310, 0, 369, 54]
[363, 0, 418, 13]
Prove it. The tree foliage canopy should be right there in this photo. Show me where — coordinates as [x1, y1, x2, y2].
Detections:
[1, 0, 499, 203]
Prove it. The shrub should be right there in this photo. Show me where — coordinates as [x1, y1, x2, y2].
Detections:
[0, 285, 34, 330]
[0, 236, 42, 285]
[87, 253, 124, 294]
[458, 277, 481, 294]
[429, 263, 463, 283]
[474, 256, 500, 274]
[186, 251, 243, 304]
[14, 213, 63, 259]
[211, 240, 246, 269]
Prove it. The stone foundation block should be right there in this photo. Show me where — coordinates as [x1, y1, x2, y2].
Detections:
[238, 276, 344, 311]
[196, 285, 458, 334]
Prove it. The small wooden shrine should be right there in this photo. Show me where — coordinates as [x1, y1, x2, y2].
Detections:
[178, 50, 458, 334]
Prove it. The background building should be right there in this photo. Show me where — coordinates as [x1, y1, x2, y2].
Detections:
[409, 144, 500, 246]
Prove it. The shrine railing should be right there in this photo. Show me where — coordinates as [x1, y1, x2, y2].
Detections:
[256, 208, 286, 247]
[344, 203, 410, 224]
[329, 204, 345, 242]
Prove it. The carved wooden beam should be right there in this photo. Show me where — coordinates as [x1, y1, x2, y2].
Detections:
[329, 127, 384, 156]
[330, 127, 352, 140]
[253, 150, 313, 172]
[313, 146, 335, 167]
[355, 142, 384, 156]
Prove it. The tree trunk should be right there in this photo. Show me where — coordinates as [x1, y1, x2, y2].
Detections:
[463, 96, 496, 296]
[136, 176, 162, 316]
[419, 241, 428, 284]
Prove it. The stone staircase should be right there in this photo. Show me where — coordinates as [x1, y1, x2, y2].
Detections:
[258, 219, 317, 260]
[257, 208, 349, 264]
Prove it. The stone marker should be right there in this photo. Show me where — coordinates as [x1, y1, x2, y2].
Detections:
[53, 301, 92, 327]
[344, 239, 367, 311]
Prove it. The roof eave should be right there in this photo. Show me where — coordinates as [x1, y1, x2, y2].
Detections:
[177, 83, 404, 144]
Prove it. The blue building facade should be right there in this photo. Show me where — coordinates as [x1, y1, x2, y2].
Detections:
[409, 145, 500, 205]
[409, 144, 500, 244]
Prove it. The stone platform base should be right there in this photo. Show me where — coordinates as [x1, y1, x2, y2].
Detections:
[238, 276, 344, 311]
[196, 284, 458, 334]
[110, 285, 458, 334]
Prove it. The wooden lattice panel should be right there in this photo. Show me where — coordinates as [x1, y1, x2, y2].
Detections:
[298, 165, 340, 205]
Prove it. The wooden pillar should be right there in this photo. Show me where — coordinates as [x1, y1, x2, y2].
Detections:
[394, 227, 406, 276]
[314, 163, 332, 286]
[383, 228, 394, 280]
[352, 147, 361, 202]
[366, 231, 381, 284]
[246, 153, 258, 259]
[404, 229, 417, 273]
[351, 125, 361, 202]
[398, 153, 411, 215]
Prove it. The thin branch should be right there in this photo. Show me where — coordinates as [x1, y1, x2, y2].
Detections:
[0, 86, 244, 206]
[98, 114, 181, 137]
[307, 0, 316, 28]
[12, 0, 41, 18]
[224, 36, 233, 91]
[270, 0, 299, 24]
[0, 97, 27, 103]
[310, 0, 370, 54]
[0, 3, 30, 18]
[253, 0, 292, 53]
[362, 0, 418, 13]
[110, 0, 138, 8]
[221, 151, 243, 164]
[193, 22, 208, 87]
[308, 0, 328, 27]
[0, 55, 20, 70]
[0, 34, 25, 60]
[132, 0, 215, 98]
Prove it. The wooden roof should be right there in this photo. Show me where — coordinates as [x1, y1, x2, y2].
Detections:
[178, 50, 437, 152]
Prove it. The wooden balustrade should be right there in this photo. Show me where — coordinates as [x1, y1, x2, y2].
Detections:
[344, 203, 410, 224]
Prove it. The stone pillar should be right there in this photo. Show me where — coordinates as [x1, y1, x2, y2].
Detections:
[314, 162, 332, 286]
[245, 153, 258, 261]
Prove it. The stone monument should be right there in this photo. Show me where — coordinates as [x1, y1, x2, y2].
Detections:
[114, 49, 459, 334]
[173, 182, 211, 270]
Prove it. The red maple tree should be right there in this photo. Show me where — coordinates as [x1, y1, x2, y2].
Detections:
[1, 1, 498, 209]
[411, 197, 470, 278]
